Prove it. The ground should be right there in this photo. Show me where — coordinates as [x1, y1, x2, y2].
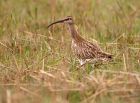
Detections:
[0, 0, 140, 103]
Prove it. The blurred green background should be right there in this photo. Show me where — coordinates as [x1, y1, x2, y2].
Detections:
[0, 0, 140, 103]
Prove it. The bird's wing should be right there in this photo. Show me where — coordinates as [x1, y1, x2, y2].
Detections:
[74, 41, 102, 59]
[72, 39, 112, 60]
[87, 41, 103, 51]
[88, 41, 112, 59]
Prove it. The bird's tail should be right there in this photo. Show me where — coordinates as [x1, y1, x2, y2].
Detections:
[97, 51, 113, 62]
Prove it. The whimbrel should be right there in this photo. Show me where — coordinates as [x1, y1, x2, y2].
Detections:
[48, 16, 112, 67]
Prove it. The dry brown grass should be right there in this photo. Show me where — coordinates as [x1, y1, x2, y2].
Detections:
[0, 0, 140, 103]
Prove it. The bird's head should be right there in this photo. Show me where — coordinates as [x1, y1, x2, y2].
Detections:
[47, 16, 74, 28]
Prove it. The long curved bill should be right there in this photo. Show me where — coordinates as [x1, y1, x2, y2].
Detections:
[47, 18, 68, 28]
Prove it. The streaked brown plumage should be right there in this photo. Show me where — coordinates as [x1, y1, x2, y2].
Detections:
[48, 16, 112, 66]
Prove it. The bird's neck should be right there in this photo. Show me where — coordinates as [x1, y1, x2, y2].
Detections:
[68, 24, 84, 42]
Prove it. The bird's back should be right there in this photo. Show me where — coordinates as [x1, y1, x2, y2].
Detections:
[71, 39, 112, 62]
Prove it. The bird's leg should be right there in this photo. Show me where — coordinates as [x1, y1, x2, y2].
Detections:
[77, 59, 97, 69]
[89, 64, 95, 75]
[88, 59, 97, 64]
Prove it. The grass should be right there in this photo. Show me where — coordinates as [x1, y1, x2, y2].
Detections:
[0, 0, 140, 103]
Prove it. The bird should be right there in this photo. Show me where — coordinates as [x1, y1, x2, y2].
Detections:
[47, 16, 112, 67]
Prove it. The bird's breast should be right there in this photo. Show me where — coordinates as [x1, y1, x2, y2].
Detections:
[71, 40, 80, 57]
